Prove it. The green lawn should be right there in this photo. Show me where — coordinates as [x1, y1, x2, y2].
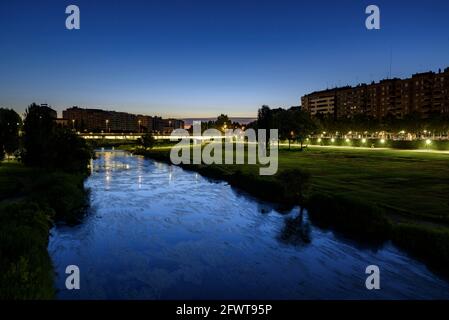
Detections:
[277, 147, 449, 223]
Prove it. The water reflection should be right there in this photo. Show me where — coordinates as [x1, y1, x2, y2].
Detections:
[48, 150, 449, 300]
[279, 208, 312, 246]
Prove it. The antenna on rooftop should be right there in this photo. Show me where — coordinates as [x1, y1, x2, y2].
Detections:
[388, 46, 393, 79]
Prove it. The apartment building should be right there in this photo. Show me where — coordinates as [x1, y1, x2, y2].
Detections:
[301, 67, 449, 119]
[62, 107, 184, 133]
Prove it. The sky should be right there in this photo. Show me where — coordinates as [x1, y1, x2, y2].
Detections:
[1, 0, 448, 118]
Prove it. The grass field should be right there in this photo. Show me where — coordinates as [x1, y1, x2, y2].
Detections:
[280, 146, 449, 224]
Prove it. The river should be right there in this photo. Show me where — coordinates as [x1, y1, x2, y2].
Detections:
[48, 150, 449, 299]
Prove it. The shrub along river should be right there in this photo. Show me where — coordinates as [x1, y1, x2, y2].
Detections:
[48, 150, 449, 299]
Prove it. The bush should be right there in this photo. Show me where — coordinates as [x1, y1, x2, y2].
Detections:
[0, 202, 54, 299]
[392, 223, 449, 273]
[306, 193, 392, 240]
[276, 169, 311, 204]
[30, 172, 88, 223]
[137, 133, 155, 149]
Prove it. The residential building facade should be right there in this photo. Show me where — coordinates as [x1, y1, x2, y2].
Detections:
[62, 107, 184, 133]
[301, 67, 449, 119]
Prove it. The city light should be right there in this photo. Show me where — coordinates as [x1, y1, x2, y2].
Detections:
[380, 139, 385, 144]
[345, 138, 350, 143]
[426, 139, 432, 145]
[362, 138, 366, 143]
[331, 138, 335, 143]
[317, 138, 322, 143]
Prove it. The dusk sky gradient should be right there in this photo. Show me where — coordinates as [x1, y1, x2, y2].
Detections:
[1, 0, 449, 118]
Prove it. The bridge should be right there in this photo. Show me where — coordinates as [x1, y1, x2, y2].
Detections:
[78, 133, 229, 141]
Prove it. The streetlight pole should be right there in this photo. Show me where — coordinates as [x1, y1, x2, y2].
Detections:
[106, 119, 109, 133]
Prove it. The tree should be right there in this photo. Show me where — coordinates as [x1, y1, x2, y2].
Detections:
[0, 108, 22, 160]
[291, 110, 317, 150]
[22, 103, 92, 173]
[22, 103, 56, 167]
[273, 109, 295, 149]
[257, 105, 273, 148]
[138, 132, 155, 149]
[403, 111, 424, 136]
[215, 114, 232, 131]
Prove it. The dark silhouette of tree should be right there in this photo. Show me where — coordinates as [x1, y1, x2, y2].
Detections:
[137, 132, 155, 149]
[0, 108, 22, 160]
[257, 105, 273, 148]
[22, 103, 56, 167]
[215, 114, 232, 131]
[403, 112, 424, 135]
[22, 103, 92, 173]
[291, 110, 317, 150]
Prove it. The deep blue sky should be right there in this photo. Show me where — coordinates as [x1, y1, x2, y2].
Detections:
[1, 0, 448, 118]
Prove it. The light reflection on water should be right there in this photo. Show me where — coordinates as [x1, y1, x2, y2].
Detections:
[48, 150, 449, 299]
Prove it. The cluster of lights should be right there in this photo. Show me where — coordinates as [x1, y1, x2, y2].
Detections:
[307, 137, 436, 147]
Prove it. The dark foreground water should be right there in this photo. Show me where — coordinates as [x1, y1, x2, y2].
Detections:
[48, 150, 449, 299]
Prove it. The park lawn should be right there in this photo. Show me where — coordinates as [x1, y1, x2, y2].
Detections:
[277, 147, 449, 223]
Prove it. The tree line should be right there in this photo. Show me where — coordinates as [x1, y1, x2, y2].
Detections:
[249, 106, 449, 148]
[314, 111, 449, 137]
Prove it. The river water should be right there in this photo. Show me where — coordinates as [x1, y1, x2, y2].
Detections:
[48, 150, 449, 299]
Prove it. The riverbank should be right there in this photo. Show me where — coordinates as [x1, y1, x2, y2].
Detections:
[129, 145, 449, 276]
[0, 162, 88, 299]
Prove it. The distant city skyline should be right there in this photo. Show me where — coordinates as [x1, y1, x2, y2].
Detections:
[1, 0, 449, 117]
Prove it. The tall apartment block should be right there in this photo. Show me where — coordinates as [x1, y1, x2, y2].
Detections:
[301, 67, 449, 119]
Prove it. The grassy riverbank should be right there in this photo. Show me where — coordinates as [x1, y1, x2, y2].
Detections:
[0, 162, 88, 299]
[130, 145, 449, 275]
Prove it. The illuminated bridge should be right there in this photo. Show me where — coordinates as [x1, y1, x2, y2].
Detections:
[78, 133, 229, 141]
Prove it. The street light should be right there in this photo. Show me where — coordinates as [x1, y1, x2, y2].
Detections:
[138, 120, 142, 133]
[72, 119, 75, 130]
[106, 119, 109, 133]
